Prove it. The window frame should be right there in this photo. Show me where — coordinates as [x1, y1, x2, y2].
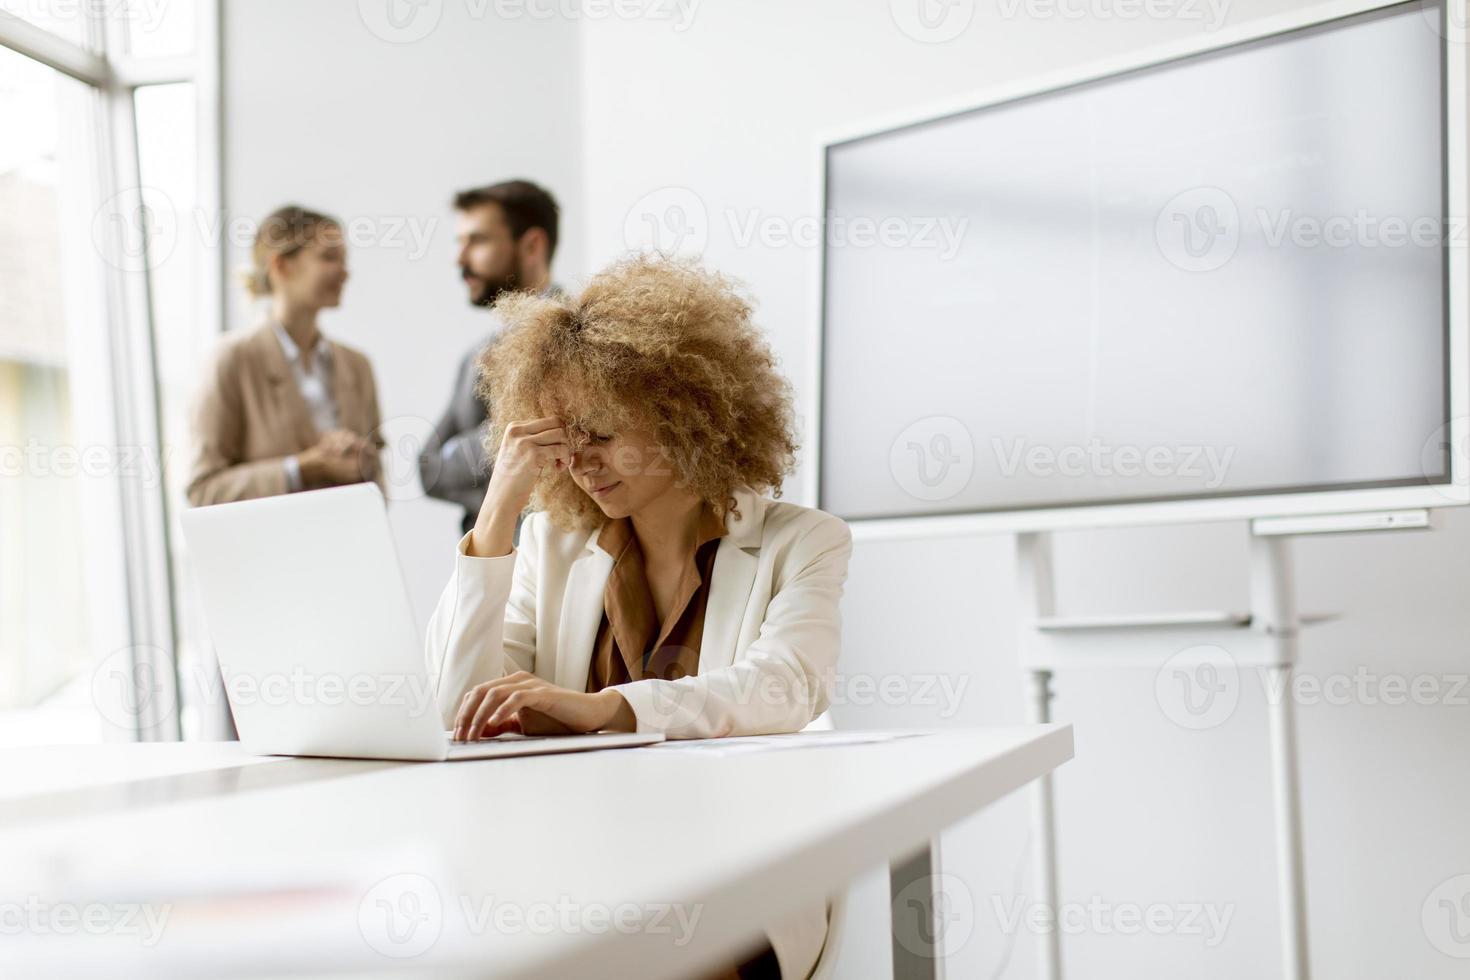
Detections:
[0, 1, 224, 741]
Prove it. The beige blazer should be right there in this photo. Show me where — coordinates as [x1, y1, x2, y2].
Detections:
[423, 484, 854, 979]
[186, 324, 385, 507]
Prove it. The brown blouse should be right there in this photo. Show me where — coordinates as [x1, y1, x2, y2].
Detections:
[584, 500, 784, 980]
[584, 499, 729, 691]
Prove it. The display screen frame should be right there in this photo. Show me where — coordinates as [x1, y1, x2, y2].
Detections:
[813, 0, 1468, 535]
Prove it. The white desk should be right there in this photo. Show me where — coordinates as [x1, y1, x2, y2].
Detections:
[0, 725, 1073, 979]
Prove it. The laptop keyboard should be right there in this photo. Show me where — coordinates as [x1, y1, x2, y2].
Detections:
[445, 733, 553, 751]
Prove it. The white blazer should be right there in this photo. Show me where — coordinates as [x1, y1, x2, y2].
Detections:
[423, 484, 854, 980]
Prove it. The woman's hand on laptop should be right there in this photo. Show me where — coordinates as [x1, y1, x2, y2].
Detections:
[452, 671, 637, 741]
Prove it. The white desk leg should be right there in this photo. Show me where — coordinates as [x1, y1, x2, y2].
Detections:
[1028, 669, 1063, 980]
[890, 840, 943, 980]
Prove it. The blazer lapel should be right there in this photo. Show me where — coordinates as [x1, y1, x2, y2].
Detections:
[258, 325, 320, 448]
[329, 341, 363, 433]
[553, 531, 615, 692]
[698, 487, 766, 674]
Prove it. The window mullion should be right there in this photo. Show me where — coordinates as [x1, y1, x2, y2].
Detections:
[95, 75, 183, 742]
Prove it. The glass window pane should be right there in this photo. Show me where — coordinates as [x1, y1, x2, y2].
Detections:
[135, 81, 218, 738]
[0, 0, 93, 47]
[0, 45, 132, 745]
[122, 0, 194, 58]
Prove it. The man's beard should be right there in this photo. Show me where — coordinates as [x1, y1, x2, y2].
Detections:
[464, 261, 522, 308]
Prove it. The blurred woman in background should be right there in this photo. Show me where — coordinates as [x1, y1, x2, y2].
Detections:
[186, 205, 384, 506]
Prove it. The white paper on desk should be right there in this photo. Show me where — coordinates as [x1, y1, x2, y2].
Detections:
[645, 730, 932, 757]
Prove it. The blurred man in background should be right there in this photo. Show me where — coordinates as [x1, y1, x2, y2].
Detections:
[419, 180, 563, 539]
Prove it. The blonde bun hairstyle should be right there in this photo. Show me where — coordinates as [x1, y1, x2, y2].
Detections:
[238, 205, 342, 300]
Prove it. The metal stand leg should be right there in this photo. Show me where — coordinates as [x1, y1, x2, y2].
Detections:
[1012, 529, 1312, 980]
[890, 841, 941, 980]
[1266, 663, 1310, 980]
[1028, 669, 1063, 980]
[1252, 534, 1310, 980]
[1017, 533, 1064, 980]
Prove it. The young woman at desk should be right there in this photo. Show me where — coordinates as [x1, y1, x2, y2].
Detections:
[425, 256, 853, 980]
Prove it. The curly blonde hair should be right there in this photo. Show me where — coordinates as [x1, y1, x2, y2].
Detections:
[476, 255, 799, 533]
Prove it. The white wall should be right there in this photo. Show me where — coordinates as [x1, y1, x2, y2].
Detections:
[223, 1, 1470, 977]
[222, 0, 586, 627]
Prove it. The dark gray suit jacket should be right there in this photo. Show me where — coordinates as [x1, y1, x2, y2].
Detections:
[419, 286, 561, 537]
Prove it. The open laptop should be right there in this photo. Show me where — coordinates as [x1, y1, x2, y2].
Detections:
[180, 483, 664, 761]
